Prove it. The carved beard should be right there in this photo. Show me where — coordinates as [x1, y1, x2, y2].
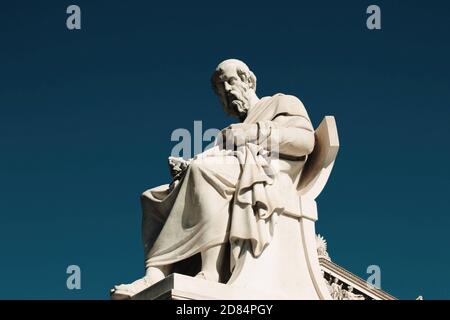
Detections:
[228, 92, 250, 120]
[232, 99, 248, 115]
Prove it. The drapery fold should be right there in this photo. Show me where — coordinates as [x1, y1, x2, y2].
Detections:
[141, 94, 313, 272]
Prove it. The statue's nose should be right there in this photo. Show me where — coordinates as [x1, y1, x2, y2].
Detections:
[224, 82, 232, 92]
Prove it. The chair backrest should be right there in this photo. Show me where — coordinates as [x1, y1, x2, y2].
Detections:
[297, 116, 339, 200]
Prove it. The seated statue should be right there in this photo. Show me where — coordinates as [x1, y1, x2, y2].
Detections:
[111, 59, 318, 299]
[330, 278, 343, 300]
[342, 286, 365, 300]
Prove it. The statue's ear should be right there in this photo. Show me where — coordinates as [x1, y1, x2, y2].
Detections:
[248, 71, 257, 91]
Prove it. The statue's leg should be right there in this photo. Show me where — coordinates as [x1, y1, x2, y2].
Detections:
[196, 243, 227, 282]
[111, 264, 173, 300]
[111, 187, 177, 300]
[129, 154, 240, 291]
[145, 263, 172, 280]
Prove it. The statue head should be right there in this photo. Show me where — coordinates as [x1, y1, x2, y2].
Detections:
[211, 59, 258, 121]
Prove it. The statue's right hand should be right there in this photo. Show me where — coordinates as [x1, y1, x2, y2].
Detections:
[168, 156, 191, 179]
[220, 123, 258, 148]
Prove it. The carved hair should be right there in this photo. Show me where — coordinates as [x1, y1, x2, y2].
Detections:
[211, 59, 257, 94]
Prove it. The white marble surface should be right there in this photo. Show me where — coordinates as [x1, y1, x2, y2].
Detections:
[111, 59, 339, 300]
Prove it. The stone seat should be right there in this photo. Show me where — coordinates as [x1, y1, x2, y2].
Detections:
[226, 116, 339, 299]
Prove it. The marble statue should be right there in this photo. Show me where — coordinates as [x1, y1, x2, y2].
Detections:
[330, 277, 343, 300]
[111, 59, 340, 300]
[342, 285, 366, 300]
[316, 234, 331, 260]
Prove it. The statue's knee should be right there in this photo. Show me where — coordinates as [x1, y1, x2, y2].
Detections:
[141, 189, 151, 199]
[140, 190, 153, 205]
[189, 158, 204, 173]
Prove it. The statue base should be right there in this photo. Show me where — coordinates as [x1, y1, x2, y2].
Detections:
[131, 273, 278, 300]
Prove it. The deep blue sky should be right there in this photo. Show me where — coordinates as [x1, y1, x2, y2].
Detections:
[1, 1, 449, 299]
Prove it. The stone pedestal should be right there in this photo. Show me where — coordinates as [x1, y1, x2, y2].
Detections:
[132, 273, 279, 300]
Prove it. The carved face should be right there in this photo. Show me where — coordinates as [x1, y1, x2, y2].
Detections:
[213, 62, 254, 119]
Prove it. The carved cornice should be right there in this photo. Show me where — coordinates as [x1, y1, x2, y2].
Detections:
[319, 258, 397, 300]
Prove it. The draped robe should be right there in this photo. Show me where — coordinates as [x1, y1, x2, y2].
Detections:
[141, 93, 314, 272]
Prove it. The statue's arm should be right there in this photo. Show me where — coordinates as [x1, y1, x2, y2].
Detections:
[168, 156, 191, 179]
[220, 116, 314, 157]
[268, 114, 315, 157]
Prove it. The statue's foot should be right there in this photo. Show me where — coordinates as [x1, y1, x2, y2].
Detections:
[110, 274, 161, 300]
[195, 270, 219, 282]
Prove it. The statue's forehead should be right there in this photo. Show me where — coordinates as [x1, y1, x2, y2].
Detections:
[219, 65, 236, 73]
[218, 74, 237, 82]
[217, 68, 239, 81]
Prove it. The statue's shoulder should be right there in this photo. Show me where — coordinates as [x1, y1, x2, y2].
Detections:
[269, 93, 309, 118]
